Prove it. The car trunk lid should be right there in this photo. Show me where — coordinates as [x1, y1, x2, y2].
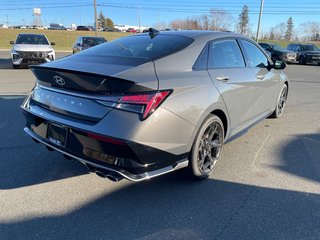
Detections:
[29, 54, 159, 122]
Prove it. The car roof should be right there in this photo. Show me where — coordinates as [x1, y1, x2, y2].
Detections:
[155, 30, 240, 38]
[300, 43, 315, 46]
[290, 43, 314, 46]
[81, 36, 105, 39]
[135, 30, 246, 42]
[18, 33, 45, 37]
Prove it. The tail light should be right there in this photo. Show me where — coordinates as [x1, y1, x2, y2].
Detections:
[99, 90, 172, 120]
[116, 90, 172, 120]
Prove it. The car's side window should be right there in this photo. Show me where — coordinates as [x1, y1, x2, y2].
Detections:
[241, 40, 268, 68]
[193, 44, 209, 70]
[260, 44, 270, 51]
[292, 45, 299, 51]
[208, 40, 245, 68]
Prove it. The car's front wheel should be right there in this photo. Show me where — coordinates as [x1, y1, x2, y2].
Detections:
[299, 56, 306, 65]
[189, 114, 224, 179]
[271, 84, 288, 118]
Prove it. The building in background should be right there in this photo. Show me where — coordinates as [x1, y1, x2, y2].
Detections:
[114, 24, 148, 32]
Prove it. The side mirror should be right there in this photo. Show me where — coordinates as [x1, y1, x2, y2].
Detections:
[51, 42, 56, 46]
[273, 60, 286, 70]
[77, 43, 82, 46]
[10, 41, 14, 44]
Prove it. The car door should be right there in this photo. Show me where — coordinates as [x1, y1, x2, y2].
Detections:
[207, 39, 257, 133]
[239, 39, 279, 116]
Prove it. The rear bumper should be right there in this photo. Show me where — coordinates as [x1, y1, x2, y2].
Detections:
[21, 91, 191, 181]
[24, 127, 188, 181]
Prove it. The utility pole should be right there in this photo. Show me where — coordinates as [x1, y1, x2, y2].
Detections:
[256, 0, 264, 42]
[94, 0, 98, 36]
[138, 6, 141, 33]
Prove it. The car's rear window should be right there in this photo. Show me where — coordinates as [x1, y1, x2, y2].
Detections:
[83, 37, 106, 46]
[80, 34, 193, 60]
[16, 35, 49, 45]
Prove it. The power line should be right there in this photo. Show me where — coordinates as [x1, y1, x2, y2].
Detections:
[97, 4, 320, 15]
[0, 4, 93, 11]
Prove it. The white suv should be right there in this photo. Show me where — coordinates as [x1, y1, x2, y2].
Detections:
[10, 33, 55, 69]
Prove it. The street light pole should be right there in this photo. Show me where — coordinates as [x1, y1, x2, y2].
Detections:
[256, 0, 264, 42]
[94, 0, 98, 36]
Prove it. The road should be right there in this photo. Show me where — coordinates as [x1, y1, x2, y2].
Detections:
[0, 51, 70, 95]
[0, 50, 320, 239]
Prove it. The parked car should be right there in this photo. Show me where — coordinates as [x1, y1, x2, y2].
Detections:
[259, 42, 296, 63]
[76, 26, 91, 31]
[126, 28, 137, 33]
[72, 36, 107, 53]
[103, 27, 120, 32]
[287, 43, 320, 65]
[10, 33, 55, 69]
[21, 30, 288, 182]
[48, 23, 67, 30]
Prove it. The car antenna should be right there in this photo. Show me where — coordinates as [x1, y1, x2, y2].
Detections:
[148, 28, 159, 39]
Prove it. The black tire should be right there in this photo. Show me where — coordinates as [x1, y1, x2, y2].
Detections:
[299, 56, 306, 65]
[12, 64, 19, 69]
[189, 114, 224, 179]
[270, 84, 288, 118]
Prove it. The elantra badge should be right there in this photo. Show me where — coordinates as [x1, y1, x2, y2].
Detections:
[53, 76, 65, 86]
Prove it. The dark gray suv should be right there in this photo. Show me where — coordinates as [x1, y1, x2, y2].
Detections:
[21, 30, 288, 182]
[287, 43, 320, 65]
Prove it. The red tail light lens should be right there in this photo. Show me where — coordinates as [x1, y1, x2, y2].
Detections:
[117, 90, 172, 120]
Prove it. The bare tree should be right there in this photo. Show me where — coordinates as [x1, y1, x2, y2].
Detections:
[209, 8, 232, 31]
[170, 17, 200, 30]
[269, 28, 275, 40]
[154, 21, 167, 30]
[198, 15, 210, 30]
[171, 9, 232, 31]
[299, 21, 320, 41]
[271, 22, 286, 40]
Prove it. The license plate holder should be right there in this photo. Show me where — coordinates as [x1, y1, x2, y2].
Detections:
[47, 123, 68, 147]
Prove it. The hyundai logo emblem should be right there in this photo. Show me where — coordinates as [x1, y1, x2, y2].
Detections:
[53, 76, 65, 86]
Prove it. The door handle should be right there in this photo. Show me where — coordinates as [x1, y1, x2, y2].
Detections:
[216, 76, 229, 81]
[257, 75, 265, 80]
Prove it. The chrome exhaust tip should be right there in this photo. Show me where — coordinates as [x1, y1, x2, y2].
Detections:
[105, 174, 123, 182]
[94, 170, 123, 182]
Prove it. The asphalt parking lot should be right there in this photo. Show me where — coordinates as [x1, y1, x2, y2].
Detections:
[0, 50, 319, 240]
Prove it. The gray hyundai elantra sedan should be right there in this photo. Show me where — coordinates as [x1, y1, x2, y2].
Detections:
[21, 30, 288, 182]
